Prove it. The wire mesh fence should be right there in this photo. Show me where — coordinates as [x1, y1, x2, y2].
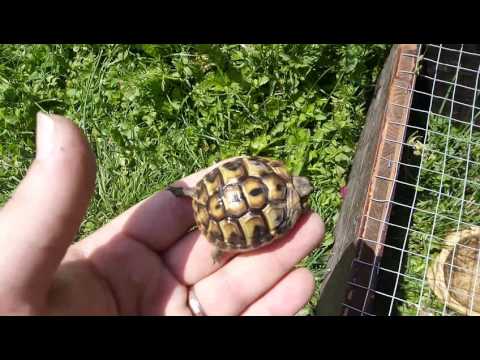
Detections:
[344, 44, 480, 316]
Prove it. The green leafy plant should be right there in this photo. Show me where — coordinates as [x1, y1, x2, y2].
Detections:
[398, 114, 480, 316]
[0, 44, 390, 315]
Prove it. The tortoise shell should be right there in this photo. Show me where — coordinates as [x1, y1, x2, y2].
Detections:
[190, 156, 309, 254]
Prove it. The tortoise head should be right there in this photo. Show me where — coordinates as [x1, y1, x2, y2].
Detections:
[292, 176, 313, 210]
[284, 176, 313, 227]
[292, 176, 313, 199]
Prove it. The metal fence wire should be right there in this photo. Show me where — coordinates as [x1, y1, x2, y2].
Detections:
[344, 44, 480, 316]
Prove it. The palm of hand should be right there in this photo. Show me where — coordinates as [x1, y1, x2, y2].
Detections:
[0, 114, 324, 315]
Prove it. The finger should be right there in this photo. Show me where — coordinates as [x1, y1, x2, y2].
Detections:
[82, 156, 244, 253]
[191, 212, 324, 315]
[241, 268, 315, 316]
[0, 113, 96, 305]
[74, 234, 190, 315]
[162, 229, 235, 285]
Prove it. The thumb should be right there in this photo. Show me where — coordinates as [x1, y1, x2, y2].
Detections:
[0, 112, 96, 311]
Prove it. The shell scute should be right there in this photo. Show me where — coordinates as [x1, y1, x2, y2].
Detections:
[241, 177, 268, 209]
[219, 158, 247, 185]
[207, 193, 225, 221]
[238, 212, 271, 247]
[262, 203, 288, 235]
[222, 184, 248, 217]
[204, 168, 223, 196]
[262, 173, 287, 201]
[219, 219, 245, 249]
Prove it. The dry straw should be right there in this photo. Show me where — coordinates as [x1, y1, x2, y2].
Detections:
[427, 227, 480, 316]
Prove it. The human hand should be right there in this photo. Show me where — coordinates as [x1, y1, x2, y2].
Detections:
[0, 113, 324, 315]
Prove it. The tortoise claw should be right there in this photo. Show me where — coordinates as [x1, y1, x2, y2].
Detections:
[167, 186, 194, 198]
[212, 248, 224, 264]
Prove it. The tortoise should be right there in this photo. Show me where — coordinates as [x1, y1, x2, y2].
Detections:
[167, 156, 313, 263]
[427, 227, 480, 316]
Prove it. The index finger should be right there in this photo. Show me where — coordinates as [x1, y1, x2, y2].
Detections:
[82, 157, 243, 252]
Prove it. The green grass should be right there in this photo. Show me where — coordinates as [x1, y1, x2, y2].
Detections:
[398, 113, 480, 316]
[0, 44, 390, 315]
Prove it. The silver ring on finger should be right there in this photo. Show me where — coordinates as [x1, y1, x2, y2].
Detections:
[188, 287, 206, 316]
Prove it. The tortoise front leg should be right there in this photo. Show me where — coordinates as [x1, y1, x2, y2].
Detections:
[166, 186, 195, 198]
[211, 248, 225, 264]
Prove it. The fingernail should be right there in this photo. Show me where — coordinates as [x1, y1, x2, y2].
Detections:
[36, 112, 56, 160]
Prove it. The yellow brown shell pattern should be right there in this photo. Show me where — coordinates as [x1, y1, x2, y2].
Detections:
[191, 156, 301, 251]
